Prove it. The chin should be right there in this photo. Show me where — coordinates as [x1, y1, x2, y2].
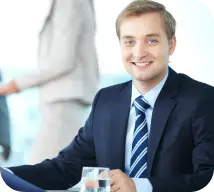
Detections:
[132, 75, 151, 82]
[132, 72, 153, 81]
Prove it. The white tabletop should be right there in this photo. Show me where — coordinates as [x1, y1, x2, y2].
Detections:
[47, 187, 79, 192]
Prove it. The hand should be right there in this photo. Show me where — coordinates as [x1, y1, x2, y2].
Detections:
[110, 169, 136, 192]
[84, 179, 99, 189]
[0, 80, 20, 95]
[84, 170, 110, 190]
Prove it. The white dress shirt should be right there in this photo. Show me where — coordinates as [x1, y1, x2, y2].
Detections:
[125, 73, 168, 192]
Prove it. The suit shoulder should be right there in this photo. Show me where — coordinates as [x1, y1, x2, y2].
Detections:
[100, 80, 131, 94]
[91, 80, 131, 109]
[177, 73, 214, 97]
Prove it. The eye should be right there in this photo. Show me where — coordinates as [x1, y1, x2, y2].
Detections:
[148, 39, 158, 44]
[125, 40, 135, 45]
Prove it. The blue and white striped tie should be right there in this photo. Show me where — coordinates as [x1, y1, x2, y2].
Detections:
[129, 95, 150, 178]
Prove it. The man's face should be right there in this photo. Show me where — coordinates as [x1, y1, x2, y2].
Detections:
[119, 12, 176, 85]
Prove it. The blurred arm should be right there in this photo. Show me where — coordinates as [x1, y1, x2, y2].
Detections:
[12, 0, 83, 92]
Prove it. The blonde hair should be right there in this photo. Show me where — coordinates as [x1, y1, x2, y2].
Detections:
[116, 0, 176, 40]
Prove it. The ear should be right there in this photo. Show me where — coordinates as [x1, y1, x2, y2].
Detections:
[169, 36, 176, 55]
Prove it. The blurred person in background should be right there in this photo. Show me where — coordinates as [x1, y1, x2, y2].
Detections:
[0, 71, 11, 163]
[0, 0, 99, 164]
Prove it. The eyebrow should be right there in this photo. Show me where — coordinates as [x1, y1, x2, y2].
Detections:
[121, 35, 134, 40]
[145, 33, 160, 38]
[121, 33, 160, 40]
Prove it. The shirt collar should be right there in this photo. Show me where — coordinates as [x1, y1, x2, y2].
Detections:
[131, 73, 168, 109]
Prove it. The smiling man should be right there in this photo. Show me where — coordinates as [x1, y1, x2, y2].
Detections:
[118, 8, 175, 95]
[4, 1, 214, 192]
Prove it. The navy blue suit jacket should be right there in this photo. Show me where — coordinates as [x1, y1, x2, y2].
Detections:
[9, 68, 214, 192]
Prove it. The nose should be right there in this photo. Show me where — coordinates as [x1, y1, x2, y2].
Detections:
[132, 42, 148, 58]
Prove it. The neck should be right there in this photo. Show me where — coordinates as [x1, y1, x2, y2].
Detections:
[134, 70, 168, 95]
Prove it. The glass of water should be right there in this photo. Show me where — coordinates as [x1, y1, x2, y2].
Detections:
[80, 167, 111, 192]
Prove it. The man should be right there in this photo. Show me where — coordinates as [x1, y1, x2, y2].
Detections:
[4, 0, 214, 191]
[0, 0, 99, 164]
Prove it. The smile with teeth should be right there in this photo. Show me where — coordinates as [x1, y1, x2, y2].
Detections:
[132, 61, 153, 67]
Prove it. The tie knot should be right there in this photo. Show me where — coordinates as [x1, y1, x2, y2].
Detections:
[134, 96, 150, 114]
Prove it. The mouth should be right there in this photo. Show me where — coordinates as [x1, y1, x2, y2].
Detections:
[131, 61, 153, 68]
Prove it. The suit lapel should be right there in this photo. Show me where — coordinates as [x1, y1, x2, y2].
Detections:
[110, 81, 132, 171]
[147, 68, 179, 176]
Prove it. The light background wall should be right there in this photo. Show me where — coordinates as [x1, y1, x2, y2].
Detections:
[0, 0, 213, 167]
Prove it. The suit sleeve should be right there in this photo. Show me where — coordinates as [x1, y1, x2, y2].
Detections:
[8, 89, 102, 190]
[148, 87, 214, 192]
[15, 0, 83, 90]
